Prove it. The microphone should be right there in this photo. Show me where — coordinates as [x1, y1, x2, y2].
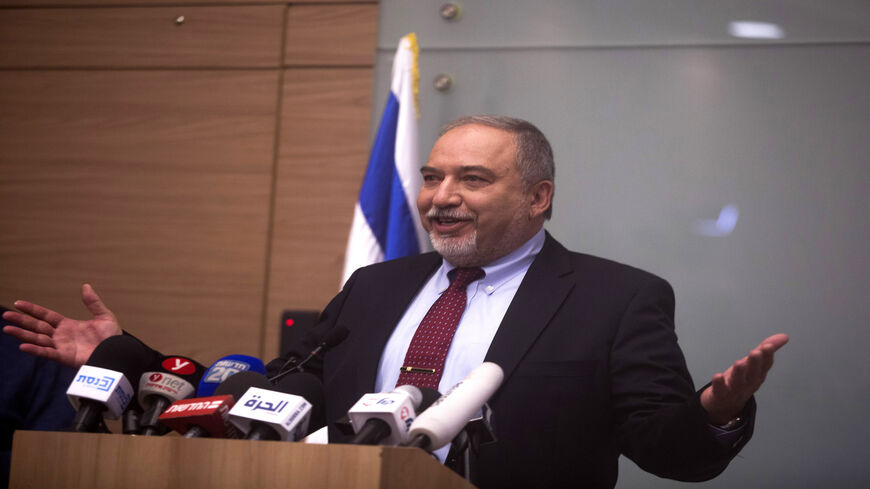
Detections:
[158, 355, 296, 438]
[197, 354, 266, 397]
[334, 387, 441, 440]
[347, 385, 422, 446]
[273, 372, 326, 432]
[122, 408, 142, 435]
[153, 355, 265, 438]
[157, 395, 241, 439]
[268, 325, 349, 383]
[221, 372, 317, 441]
[403, 362, 504, 451]
[127, 354, 252, 435]
[137, 355, 205, 436]
[214, 371, 270, 401]
[66, 335, 158, 432]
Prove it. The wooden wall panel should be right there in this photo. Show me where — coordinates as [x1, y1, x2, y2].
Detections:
[285, 3, 378, 66]
[0, 70, 279, 363]
[0, 5, 285, 68]
[0, 1, 371, 6]
[0, 1, 379, 365]
[264, 68, 374, 358]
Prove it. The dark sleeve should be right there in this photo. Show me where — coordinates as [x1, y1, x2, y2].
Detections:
[1, 311, 77, 442]
[611, 276, 754, 481]
[1, 318, 77, 488]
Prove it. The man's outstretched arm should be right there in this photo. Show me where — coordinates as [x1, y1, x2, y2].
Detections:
[1, 284, 122, 368]
[701, 333, 789, 424]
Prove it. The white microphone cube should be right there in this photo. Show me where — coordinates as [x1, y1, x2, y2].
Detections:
[66, 365, 134, 420]
[348, 391, 417, 445]
[228, 387, 312, 441]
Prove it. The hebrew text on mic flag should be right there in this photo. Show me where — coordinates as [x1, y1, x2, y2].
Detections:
[341, 33, 430, 286]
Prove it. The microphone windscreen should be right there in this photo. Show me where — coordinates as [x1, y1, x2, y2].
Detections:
[86, 335, 160, 380]
[214, 371, 272, 400]
[409, 362, 504, 450]
[138, 355, 205, 410]
[197, 355, 266, 397]
[157, 355, 206, 384]
[417, 387, 442, 413]
[273, 373, 325, 431]
[68, 334, 157, 424]
[87, 335, 160, 410]
[321, 326, 350, 349]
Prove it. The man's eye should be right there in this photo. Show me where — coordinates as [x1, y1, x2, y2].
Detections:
[464, 175, 484, 183]
[422, 174, 440, 182]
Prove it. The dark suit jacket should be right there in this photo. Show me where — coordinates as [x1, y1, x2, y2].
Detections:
[268, 233, 754, 488]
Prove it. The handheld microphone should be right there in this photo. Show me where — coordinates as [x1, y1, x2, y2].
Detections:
[221, 372, 315, 441]
[138, 355, 205, 436]
[197, 354, 266, 397]
[158, 395, 241, 439]
[347, 385, 422, 445]
[268, 325, 349, 383]
[66, 335, 159, 432]
[404, 362, 504, 451]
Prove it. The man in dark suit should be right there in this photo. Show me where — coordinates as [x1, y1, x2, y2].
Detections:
[263, 116, 787, 488]
[3, 115, 787, 488]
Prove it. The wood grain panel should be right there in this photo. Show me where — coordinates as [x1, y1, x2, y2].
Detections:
[265, 68, 374, 358]
[0, 0, 372, 6]
[0, 5, 285, 68]
[10, 431, 474, 489]
[0, 70, 279, 363]
[285, 3, 378, 66]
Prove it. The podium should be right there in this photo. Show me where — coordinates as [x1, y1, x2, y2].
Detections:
[10, 431, 477, 489]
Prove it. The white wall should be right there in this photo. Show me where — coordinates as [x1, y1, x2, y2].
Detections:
[374, 2, 870, 487]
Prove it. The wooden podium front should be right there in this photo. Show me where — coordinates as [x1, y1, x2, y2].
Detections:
[10, 431, 477, 489]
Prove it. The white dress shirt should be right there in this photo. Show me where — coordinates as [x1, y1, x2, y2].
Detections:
[375, 228, 546, 394]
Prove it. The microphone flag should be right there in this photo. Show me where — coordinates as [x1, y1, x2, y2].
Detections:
[341, 33, 430, 286]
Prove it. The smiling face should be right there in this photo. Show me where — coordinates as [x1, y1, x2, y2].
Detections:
[417, 123, 553, 267]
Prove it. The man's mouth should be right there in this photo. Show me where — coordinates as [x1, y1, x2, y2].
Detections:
[427, 211, 475, 234]
[434, 216, 463, 225]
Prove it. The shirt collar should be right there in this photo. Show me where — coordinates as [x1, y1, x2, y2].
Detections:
[436, 228, 546, 295]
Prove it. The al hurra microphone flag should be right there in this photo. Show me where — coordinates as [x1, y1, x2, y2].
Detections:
[341, 33, 430, 285]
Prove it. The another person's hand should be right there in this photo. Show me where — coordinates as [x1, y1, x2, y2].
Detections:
[2, 284, 122, 368]
[700, 333, 789, 425]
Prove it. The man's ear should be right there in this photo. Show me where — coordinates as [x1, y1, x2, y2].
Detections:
[528, 180, 554, 219]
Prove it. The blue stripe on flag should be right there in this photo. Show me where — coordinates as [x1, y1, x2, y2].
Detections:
[358, 93, 421, 259]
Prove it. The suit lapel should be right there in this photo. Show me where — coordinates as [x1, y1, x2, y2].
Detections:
[484, 233, 575, 385]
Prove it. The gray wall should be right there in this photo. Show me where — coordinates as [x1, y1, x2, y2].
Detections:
[375, 1, 870, 487]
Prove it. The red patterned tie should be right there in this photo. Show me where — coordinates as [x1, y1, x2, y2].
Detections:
[396, 267, 485, 389]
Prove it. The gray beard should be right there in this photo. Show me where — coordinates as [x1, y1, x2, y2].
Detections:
[429, 228, 482, 267]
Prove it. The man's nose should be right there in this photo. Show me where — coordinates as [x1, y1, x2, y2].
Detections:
[431, 179, 461, 207]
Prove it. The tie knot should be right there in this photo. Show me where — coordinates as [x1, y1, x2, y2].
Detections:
[448, 267, 485, 290]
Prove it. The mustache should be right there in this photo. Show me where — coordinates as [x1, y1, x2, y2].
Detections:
[425, 208, 476, 220]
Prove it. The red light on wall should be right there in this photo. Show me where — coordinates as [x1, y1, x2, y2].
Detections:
[284, 318, 295, 327]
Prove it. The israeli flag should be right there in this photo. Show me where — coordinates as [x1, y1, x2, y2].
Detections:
[341, 33, 430, 285]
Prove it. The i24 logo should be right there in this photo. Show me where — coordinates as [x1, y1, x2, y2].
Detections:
[400, 406, 414, 430]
